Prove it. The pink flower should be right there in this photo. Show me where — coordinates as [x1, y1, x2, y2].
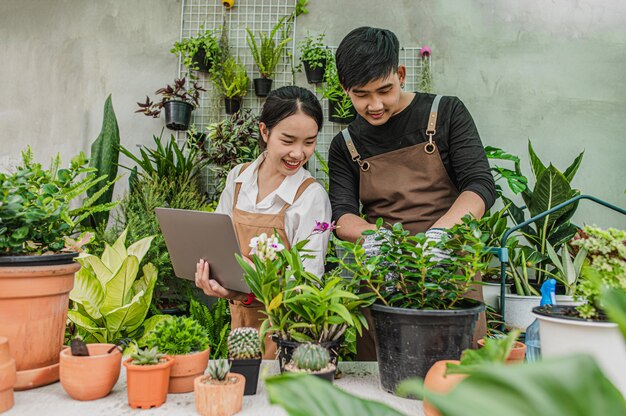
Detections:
[312, 220, 336, 234]
[420, 45, 432, 58]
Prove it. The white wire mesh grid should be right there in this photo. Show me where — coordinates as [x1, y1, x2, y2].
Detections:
[177, 1, 431, 196]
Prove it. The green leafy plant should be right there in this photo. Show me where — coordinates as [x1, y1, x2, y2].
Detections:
[205, 109, 261, 199]
[0, 147, 117, 255]
[67, 229, 157, 343]
[143, 316, 209, 355]
[207, 359, 231, 381]
[170, 26, 221, 71]
[485, 145, 528, 197]
[418, 47, 433, 93]
[288, 343, 331, 372]
[570, 225, 626, 319]
[246, 16, 291, 79]
[319, 56, 355, 120]
[298, 32, 331, 71]
[190, 297, 231, 359]
[446, 330, 521, 374]
[211, 56, 250, 100]
[334, 215, 490, 310]
[544, 241, 587, 296]
[130, 346, 166, 366]
[228, 327, 261, 360]
[136, 77, 206, 118]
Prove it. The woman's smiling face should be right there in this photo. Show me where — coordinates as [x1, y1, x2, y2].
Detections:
[260, 110, 319, 177]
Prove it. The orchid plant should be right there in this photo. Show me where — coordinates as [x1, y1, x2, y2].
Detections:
[236, 222, 372, 349]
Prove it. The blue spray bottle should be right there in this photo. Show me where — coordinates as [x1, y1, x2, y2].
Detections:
[524, 278, 556, 362]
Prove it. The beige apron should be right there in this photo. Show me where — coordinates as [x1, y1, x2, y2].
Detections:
[229, 163, 316, 359]
[342, 95, 486, 360]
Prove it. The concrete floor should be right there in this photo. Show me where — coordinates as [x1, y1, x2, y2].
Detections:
[7, 361, 424, 416]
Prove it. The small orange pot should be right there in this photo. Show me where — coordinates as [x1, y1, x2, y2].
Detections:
[59, 343, 121, 400]
[477, 339, 527, 363]
[123, 356, 174, 409]
[423, 360, 467, 416]
[169, 348, 210, 393]
[194, 372, 245, 416]
[0, 337, 16, 413]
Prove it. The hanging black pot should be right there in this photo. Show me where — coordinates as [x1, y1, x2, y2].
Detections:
[164, 100, 193, 131]
[271, 336, 341, 374]
[253, 78, 273, 97]
[192, 47, 212, 72]
[328, 99, 357, 124]
[228, 358, 261, 395]
[224, 98, 242, 115]
[371, 301, 485, 394]
[303, 60, 326, 84]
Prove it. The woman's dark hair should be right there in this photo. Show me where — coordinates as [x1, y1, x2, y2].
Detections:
[258, 86, 323, 150]
[336, 27, 400, 91]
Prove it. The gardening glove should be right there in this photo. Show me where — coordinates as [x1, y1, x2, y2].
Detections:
[423, 228, 454, 265]
[362, 228, 398, 288]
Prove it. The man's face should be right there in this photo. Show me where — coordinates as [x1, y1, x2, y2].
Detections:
[344, 66, 406, 126]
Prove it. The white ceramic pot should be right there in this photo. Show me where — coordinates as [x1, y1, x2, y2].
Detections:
[534, 309, 626, 395]
[482, 282, 510, 312]
[500, 294, 580, 330]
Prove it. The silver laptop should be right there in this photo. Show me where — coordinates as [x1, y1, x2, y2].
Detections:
[154, 208, 250, 293]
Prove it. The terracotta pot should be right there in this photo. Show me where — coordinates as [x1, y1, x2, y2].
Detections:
[0, 337, 16, 413]
[476, 339, 527, 363]
[194, 372, 245, 416]
[423, 360, 467, 416]
[0, 258, 78, 390]
[123, 356, 174, 409]
[168, 348, 210, 393]
[59, 343, 122, 400]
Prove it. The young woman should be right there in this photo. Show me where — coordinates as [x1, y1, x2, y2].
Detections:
[194, 86, 331, 358]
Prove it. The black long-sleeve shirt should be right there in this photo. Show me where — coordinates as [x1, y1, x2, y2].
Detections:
[329, 93, 496, 223]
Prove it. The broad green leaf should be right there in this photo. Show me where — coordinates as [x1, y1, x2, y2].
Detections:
[561, 246, 576, 286]
[101, 242, 123, 272]
[529, 166, 572, 229]
[111, 228, 128, 258]
[131, 263, 157, 297]
[327, 303, 353, 325]
[67, 310, 104, 334]
[127, 235, 155, 265]
[563, 150, 584, 182]
[78, 254, 112, 286]
[103, 291, 143, 341]
[528, 140, 546, 180]
[69, 266, 104, 318]
[266, 372, 406, 416]
[269, 292, 283, 312]
[102, 255, 139, 313]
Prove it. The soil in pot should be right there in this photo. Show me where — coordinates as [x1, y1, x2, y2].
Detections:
[253, 78, 273, 97]
[229, 358, 261, 395]
[371, 301, 484, 394]
[164, 100, 193, 131]
[0, 337, 16, 413]
[224, 98, 242, 115]
[123, 356, 174, 409]
[60, 343, 122, 400]
[194, 373, 245, 416]
[168, 348, 210, 393]
[423, 360, 466, 416]
[272, 336, 341, 374]
[303, 60, 326, 84]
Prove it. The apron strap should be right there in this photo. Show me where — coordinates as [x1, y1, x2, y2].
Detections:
[278, 177, 317, 215]
[425, 95, 443, 154]
[233, 162, 253, 208]
[341, 129, 370, 172]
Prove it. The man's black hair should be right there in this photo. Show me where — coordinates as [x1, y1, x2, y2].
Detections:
[335, 27, 400, 90]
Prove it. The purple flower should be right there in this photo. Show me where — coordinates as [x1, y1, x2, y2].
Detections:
[312, 220, 336, 234]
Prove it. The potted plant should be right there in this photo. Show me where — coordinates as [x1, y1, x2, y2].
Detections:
[335, 215, 490, 393]
[0, 337, 16, 412]
[246, 16, 291, 97]
[0, 148, 116, 390]
[319, 57, 356, 124]
[171, 26, 221, 72]
[59, 339, 122, 401]
[136, 77, 205, 131]
[236, 225, 371, 372]
[211, 56, 249, 114]
[228, 327, 261, 395]
[533, 225, 626, 394]
[284, 343, 336, 383]
[189, 297, 231, 359]
[194, 359, 245, 416]
[298, 33, 331, 84]
[123, 346, 174, 409]
[142, 316, 210, 393]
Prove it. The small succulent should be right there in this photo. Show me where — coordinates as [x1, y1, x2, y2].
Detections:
[208, 359, 231, 381]
[228, 327, 261, 360]
[130, 346, 166, 366]
[290, 343, 330, 372]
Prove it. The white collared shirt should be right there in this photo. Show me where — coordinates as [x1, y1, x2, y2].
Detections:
[216, 154, 332, 277]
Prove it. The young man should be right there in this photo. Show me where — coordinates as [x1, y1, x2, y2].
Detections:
[328, 27, 496, 360]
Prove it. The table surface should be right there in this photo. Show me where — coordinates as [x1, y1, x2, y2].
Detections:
[7, 361, 424, 416]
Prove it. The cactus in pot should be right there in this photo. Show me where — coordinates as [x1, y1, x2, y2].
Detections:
[284, 343, 336, 383]
[228, 327, 262, 395]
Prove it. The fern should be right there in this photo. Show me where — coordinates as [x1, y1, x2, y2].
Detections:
[190, 297, 231, 359]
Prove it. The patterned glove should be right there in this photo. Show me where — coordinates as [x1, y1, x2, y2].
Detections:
[424, 228, 453, 264]
[362, 228, 393, 259]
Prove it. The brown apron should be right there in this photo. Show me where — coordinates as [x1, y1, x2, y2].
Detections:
[342, 95, 486, 360]
[228, 162, 317, 359]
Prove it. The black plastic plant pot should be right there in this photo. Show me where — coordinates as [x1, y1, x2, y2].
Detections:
[253, 78, 273, 97]
[0, 252, 78, 267]
[192, 48, 212, 72]
[224, 98, 242, 115]
[303, 60, 326, 84]
[370, 301, 485, 394]
[328, 100, 357, 124]
[272, 336, 341, 374]
[229, 358, 261, 395]
[164, 100, 193, 131]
